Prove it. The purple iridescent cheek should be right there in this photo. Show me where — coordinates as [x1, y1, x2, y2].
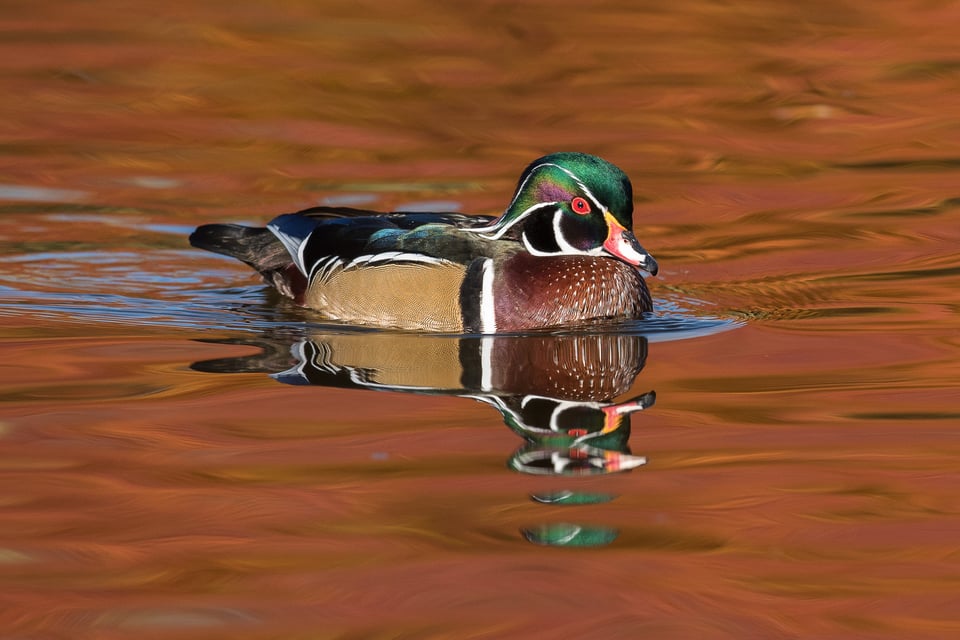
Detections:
[535, 182, 575, 204]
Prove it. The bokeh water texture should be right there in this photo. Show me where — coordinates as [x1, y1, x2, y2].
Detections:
[1, 2, 959, 638]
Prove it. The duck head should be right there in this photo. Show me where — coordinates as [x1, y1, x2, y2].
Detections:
[481, 152, 658, 276]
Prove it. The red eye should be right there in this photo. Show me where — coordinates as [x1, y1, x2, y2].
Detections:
[571, 197, 591, 215]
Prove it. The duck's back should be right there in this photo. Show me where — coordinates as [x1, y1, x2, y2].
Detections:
[190, 207, 504, 331]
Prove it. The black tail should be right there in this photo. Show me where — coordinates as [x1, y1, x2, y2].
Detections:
[189, 224, 290, 273]
[190, 223, 305, 299]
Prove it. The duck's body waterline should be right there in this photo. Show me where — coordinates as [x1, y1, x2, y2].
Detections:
[190, 153, 658, 332]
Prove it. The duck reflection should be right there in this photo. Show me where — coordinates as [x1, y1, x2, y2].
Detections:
[194, 332, 652, 474]
[193, 331, 654, 547]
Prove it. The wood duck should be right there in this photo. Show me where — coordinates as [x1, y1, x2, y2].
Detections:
[190, 152, 658, 332]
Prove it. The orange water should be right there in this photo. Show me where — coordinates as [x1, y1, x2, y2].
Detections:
[2, 1, 959, 638]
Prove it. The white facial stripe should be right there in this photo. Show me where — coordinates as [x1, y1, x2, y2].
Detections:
[502, 161, 575, 211]
[469, 161, 608, 238]
[552, 210, 580, 253]
[479, 258, 497, 334]
[467, 201, 555, 239]
[581, 189, 604, 214]
[504, 162, 548, 210]
[546, 164, 605, 213]
[521, 232, 547, 256]
[521, 209, 605, 257]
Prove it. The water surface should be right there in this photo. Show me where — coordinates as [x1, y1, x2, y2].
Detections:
[1, 1, 959, 638]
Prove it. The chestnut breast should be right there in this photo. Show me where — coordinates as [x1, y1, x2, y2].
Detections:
[491, 253, 651, 332]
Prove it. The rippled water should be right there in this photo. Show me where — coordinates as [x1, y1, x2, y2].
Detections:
[2, 1, 959, 638]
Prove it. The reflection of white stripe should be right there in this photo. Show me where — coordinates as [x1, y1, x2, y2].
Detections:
[479, 258, 497, 334]
[480, 336, 493, 391]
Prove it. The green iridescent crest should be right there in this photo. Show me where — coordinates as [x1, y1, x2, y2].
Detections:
[471, 152, 634, 243]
